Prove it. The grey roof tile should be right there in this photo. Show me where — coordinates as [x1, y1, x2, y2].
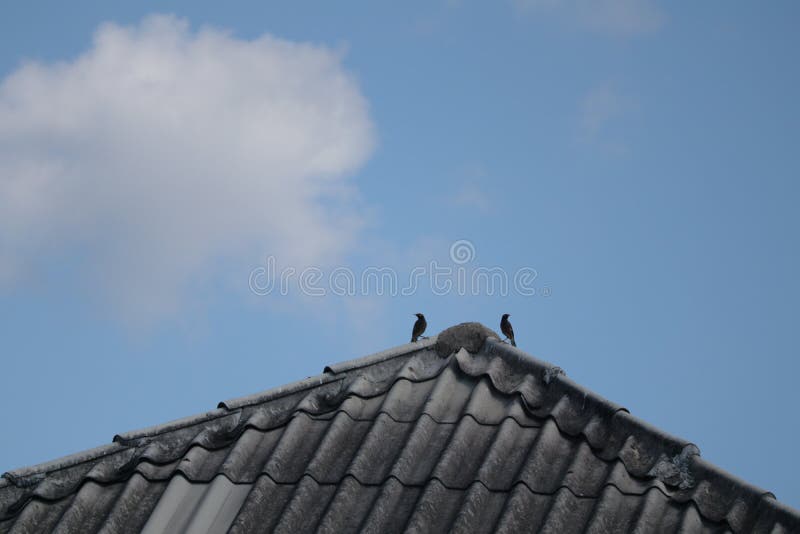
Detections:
[1, 322, 798, 533]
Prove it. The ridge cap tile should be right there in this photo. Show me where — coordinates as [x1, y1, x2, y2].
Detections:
[219, 337, 438, 411]
[114, 408, 232, 445]
[3, 442, 128, 484]
[324, 336, 438, 375]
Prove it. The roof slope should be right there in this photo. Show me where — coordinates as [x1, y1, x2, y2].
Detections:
[1, 322, 798, 534]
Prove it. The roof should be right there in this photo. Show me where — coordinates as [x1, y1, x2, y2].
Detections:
[1, 322, 798, 534]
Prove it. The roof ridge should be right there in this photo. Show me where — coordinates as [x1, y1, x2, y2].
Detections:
[0, 337, 437, 484]
[220, 337, 438, 411]
[2, 443, 127, 486]
[2, 322, 799, 532]
[485, 339, 686, 444]
[322, 337, 437, 375]
[482, 339, 800, 527]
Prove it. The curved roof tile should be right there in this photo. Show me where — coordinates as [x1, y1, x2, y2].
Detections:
[1, 322, 798, 533]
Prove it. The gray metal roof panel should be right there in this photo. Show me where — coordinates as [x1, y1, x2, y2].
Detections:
[1, 322, 798, 533]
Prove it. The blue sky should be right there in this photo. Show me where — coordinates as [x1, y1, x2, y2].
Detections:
[1, 1, 799, 508]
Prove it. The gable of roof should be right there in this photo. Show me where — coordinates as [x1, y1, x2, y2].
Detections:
[1, 322, 798, 533]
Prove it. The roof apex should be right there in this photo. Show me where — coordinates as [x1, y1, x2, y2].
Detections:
[2, 321, 799, 533]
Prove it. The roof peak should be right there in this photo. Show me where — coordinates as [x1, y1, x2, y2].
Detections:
[0, 324, 562, 488]
[434, 321, 501, 356]
[3, 324, 799, 532]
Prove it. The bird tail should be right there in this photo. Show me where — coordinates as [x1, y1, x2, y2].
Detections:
[511, 338, 516, 347]
[411, 336, 417, 342]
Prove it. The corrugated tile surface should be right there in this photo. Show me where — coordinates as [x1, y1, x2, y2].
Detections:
[1, 323, 798, 533]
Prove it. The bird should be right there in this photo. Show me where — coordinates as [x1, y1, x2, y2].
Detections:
[501, 313, 516, 346]
[411, 313, 427, 342]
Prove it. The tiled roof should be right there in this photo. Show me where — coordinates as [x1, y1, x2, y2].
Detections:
[1, 322, 798, 533]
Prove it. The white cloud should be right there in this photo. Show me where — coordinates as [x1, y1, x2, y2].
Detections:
[513, 0, 664, 36]
[0, 14, 375, 325]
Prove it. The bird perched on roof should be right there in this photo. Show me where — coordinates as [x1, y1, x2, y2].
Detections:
[500, 314, 516, 346]
[411, 313, 427, 342]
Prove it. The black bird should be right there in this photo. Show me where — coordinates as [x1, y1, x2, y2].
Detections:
[411, 313, 427, 342]
[501, 313, 516, 347]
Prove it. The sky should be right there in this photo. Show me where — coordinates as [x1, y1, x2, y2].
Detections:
[1, 0, 799, 509]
